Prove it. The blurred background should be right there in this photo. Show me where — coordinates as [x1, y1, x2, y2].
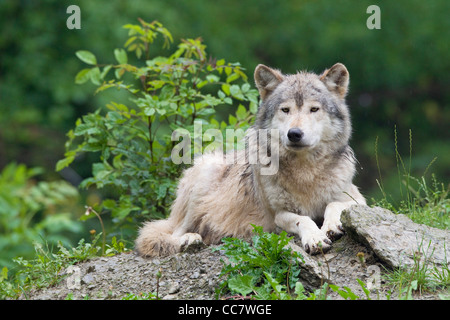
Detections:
[0, 0, 448, 266]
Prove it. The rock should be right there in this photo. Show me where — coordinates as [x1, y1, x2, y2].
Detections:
[168, 282, 180, 294]
[289, 233, 379, 297]
[342, 205, 450, 271]
[66, 266, 81, 290]
[81, 273, 95, 285]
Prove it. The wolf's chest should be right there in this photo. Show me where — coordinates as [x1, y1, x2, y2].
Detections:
[260, 167, 343, 217]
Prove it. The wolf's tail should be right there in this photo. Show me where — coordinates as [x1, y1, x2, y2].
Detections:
[135, 218, 180, 257]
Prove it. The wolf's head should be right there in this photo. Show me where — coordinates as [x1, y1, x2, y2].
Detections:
[254, 63, 352, 156]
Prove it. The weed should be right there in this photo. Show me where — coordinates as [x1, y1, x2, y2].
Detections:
[214, 225, 303, 299]
[0, 234, 129, 299]
[373, 127, 449, 299]
[373, 127, 449, 230]
[121, 292, 159, 300]
[84, 206, 106, 255]
[214, 225, 377, 300]
[383, 240, 449, 298]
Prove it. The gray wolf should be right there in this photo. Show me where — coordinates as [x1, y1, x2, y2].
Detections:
[135, 63, 366, 256]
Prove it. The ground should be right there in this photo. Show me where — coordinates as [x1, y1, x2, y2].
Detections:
[20, 234, 444, 300]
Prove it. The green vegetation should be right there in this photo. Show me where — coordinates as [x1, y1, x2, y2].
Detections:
[215, 225, 380, 300]
[0, 234, 128, 299]
[0, 163, 82, 269]
[383, 246, 449, 299]
[373, 128, 449, 230]
[57, 19, 258, 230]
[215, 225, 304, 299]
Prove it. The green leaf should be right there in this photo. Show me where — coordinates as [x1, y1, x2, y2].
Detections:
[228, 275, 255, 296]
[294, 282, 308, 300]
[221, 84, 230, 96]
[75, 68, 92, 84]
[144, 107, 155, 116]
[356, 278, 371, 300]
[100, 65, 112, 79]
[1, 267, 8, 281]
[56, 156, 75, 171]
[226, 73, 240, 83]
[249, 101, 258, 114]
[236, 104, 248, 120]
[76, 50, 97, 65]
[114, 48, 128, 64]
[228, 114, 237, 126]
[206, 74, 220, 83]
[89, 67, 101, 85]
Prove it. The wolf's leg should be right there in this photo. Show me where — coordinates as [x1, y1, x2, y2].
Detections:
[321, 185, 366, 240]
[275, 211, 331, 255]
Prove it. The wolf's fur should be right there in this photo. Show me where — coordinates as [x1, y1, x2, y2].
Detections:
[135, 63, 366, 257]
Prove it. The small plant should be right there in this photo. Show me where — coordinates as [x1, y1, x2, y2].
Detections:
[0, 234, 128, 299]
[373, 127, 449, 299]
[215, 225, 304, 299]
[215, 226, 388, 300]
[121, 292, 159, 300]
[383, 240, 450, 299]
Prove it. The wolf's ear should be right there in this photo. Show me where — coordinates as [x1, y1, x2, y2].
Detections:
[320, 63, 349, 99]
[254, 64, 284, 100]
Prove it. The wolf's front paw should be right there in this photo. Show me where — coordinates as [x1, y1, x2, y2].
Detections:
[179, 233, 205, 253]
[301, 229, 332, 255]
[321, 223, 345, 241]
[321, 202, 347, 241]
[321, 216, 345, 241]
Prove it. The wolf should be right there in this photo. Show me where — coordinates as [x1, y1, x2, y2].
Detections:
[135, 63, 366, 257]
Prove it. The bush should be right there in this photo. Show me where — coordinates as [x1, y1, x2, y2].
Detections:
[0, 163, 82, 269]
[215, 225, 304, 299]
[56, 19, 259, 228]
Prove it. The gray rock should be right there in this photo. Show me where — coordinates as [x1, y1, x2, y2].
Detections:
[342, 205, 450, 271]
[66, 265, 81, 290]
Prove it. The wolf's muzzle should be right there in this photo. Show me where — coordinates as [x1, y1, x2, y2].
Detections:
[287, 128, 304, 143]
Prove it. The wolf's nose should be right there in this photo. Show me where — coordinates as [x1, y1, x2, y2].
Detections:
[287, 128, 304, 142]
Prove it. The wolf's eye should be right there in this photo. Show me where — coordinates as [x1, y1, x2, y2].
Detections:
[310, 107, 319, 113]
[281, 107, 290, 113]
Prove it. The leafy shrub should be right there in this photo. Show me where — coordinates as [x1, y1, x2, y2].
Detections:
[0, 163, 82, 269]
[215, 225, 384, 300]
[57, 19, 259, 227]
[215, 225, 304, 299]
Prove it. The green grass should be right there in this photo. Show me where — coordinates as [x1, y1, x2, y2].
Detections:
[373, 128, 449, 230]
[382, 242, 449, 299]
[373, 127, 449, 298]
[0, 234, 129, 299]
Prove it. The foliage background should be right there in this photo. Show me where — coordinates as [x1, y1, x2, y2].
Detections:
[0, 0, 449, 265]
